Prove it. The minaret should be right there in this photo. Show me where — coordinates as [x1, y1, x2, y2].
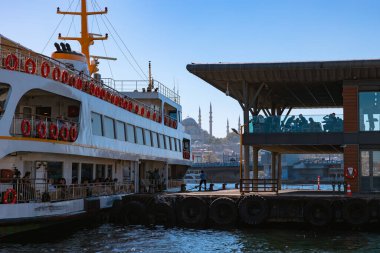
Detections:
[238, 116, 241, 133]
[209, 103, 213, 137]
[198, 107, 202, 129]
[226, 118, 229, 136]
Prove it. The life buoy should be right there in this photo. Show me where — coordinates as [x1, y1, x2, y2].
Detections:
[164, 117, 168, 126]
[153, 112, 157, 121]
[90, 82, 95, 95]
[169, 118, 172, 127]
[61, 70, 69, 84]
[344, 167, 358, 179]
[36, 121, 47, 138]
[40, 62, 50, 78]
[209, 197, 237, 227]
[59, 125, 69, 141]
[303, 199, 333, 227]
[49, 123, 59, 139]
[122, 99, 128, 109]
[69, 125, 78, 142]
[342, 199, 369, 226]
[24, 58, 36, 74]
[75, 78, 83, 90]
[128, 102, 133, 111]
[146, 110, 151, 119]
[5, 54, 18, 71]
[52, 67, 61, 81]
[95, 86, 101, 97]
[100, 88, 106, 99]
[68, 75, 76, 87]
[123, 200, 147, 225]
[110, 94, 115, 104]
[176, 196, 208, 227]
[238, 195, 269, 225]
[158, 115, 162, 123]
[140, 107, 145, 116]
[173, 120, 177, 129]
[134, 104, 139, 114]
[21, 119, 31, 137]
[3, 188, 17, 204]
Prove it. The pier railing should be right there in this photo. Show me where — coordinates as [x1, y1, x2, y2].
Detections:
[0, 179, 133, 204]
[240, 178, 279, 193]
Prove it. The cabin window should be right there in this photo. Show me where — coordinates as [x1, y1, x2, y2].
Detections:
[81, 163, 94, 182]
[115, 120, 126, 141]
[144, 129, 152, 147]
[158, 134, 165, 149]
[72, 163, 79, 182]
[103, 116, 115, 139]
[151, 132, 159, 148]
[0, 83, 10, 117]
[359, 92, 380, 131]
[165, 136, 171, 150]
[171, 137, 176, 151]
[46, 162, 63, 180]
[169, 110, 177, 120]
[107, 165, 113, 179]
[91, 112, 103, 136]
[126, 124, 135, 143]
[135, 127, 144, 145]
[96, 164, 106, 179]
[177, 139, 182, 152]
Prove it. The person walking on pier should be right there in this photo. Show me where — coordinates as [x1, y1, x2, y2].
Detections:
[199, 170, 207, 191]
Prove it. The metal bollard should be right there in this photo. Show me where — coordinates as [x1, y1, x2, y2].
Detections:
[180, 184, 186, 192]
[209, 183, 214, 191]
[222, 183, 227, 190]
[235, 183, 239, 189]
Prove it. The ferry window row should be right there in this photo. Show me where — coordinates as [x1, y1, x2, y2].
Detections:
[91, 112, 182, 152]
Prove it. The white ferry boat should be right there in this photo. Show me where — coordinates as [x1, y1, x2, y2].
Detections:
[0, 0, 191, 239]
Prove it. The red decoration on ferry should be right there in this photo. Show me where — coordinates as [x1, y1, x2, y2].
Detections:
[52, 67, 61, 81]
[122, 99, 128, 109]
[59, 125, 69, 141]
[24, 58, 36, 74]
[128, 101, 133, 111]
[75, 78, 83, 90]
[21, 119, 31, 137]
[61, 70, 69, 84]
[36, 121, 47, 139]
[140, 107, 145, 116]
[49, 123, 59, 139]
[40, 62, 50, 78]
[153, 112, 157, 121]
[5, 54, 18, 71]
[135, 104, 139, 114]
[69, 125, 78, 142]
[146, 110, 151, 119]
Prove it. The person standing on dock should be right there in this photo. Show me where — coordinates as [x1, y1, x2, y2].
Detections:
[199, 170, 207, 191]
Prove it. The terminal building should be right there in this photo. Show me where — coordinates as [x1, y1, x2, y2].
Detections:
[187, 59, 380, 193]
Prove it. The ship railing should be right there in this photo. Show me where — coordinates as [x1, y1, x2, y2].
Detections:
[102, 78, 181, 104]
[0, 179, 133, 204]
[240, 178, 279, 193]
[0, 44, 162, 125]
[10, 113, 79, 142]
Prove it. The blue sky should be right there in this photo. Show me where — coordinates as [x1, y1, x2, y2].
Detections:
[2, 0, 380, 137]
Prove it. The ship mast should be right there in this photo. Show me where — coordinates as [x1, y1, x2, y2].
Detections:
[57, 0, 108, 75]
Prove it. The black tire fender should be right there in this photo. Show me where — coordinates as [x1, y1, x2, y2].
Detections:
[176, 196, 208, 227]
[303, 199, 333, 227]
[209, 197, 237, 227]
[343, 199, 369, 226]
[123, 200, 147, 225]
[149, 201, 176, 226]
[238, 195, 269, 225]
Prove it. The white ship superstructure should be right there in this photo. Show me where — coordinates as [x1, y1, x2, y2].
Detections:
[0, 0, 191, 239]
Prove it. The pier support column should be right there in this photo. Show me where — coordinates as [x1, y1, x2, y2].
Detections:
[277, 153, 282, 191]
[271, 152, 277, 191]
[253, 147, 259, 190]
[134, 161, 140, 193]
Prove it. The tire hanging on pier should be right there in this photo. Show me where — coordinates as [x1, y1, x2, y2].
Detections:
[209, 197, 237, 227]
[238, 195, 269, 225]
[122, 200, 147, 225]
[342, 199, 369, 226]
[303, 199, 333, 227]
[176, 196, 208, 227]
[148, 200, 176, 226]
